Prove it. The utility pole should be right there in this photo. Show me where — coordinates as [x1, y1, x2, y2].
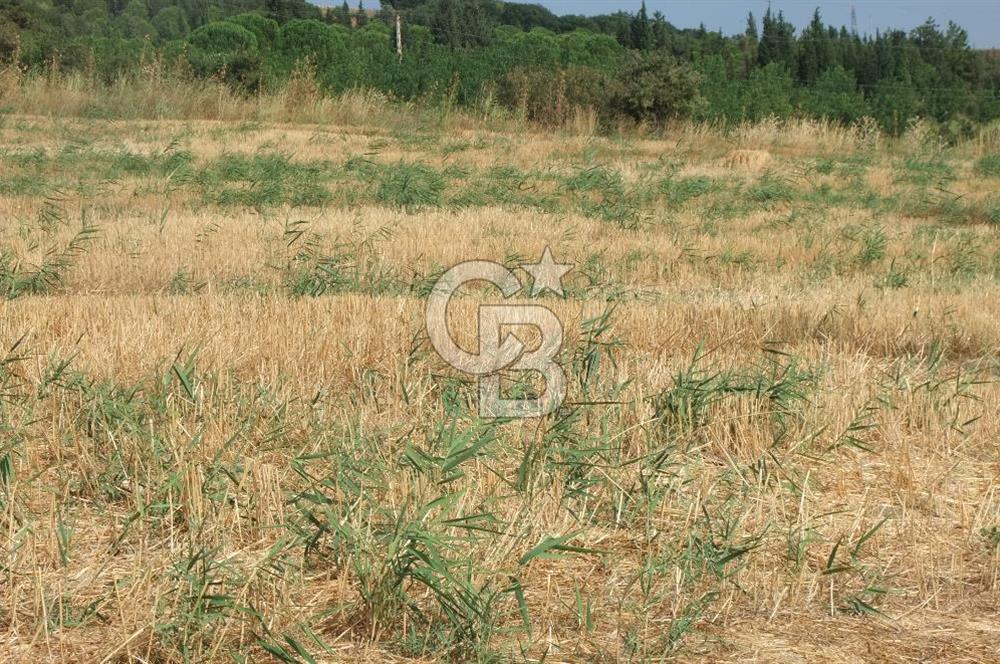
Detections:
[396, 11, 403, 61]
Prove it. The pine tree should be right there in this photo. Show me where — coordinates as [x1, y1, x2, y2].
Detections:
[614, 11, 631, 47]
[630, 1, 652, 51]
[758, 8, 795, 71]
[743, 11, 759, 77]
[431, 0, 490, 50]
[651, 10, 668, 50]
[798, 8, 831, 83]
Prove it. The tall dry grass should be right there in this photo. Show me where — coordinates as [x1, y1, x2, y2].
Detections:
[5, 62, 998, 159]
[0, 60, 442, 132]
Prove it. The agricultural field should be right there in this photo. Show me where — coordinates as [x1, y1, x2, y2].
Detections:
[1, 112, 999, 662]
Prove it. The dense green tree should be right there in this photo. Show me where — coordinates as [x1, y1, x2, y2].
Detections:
[266, 0, 320, 23]
[187, 21, 261, 88]
[276, 18, 343, 68]
[802, 65, 869, 122]
[798, 9, 832, 83]
[559, 29, 622, 67]
[758, 7, 795, 71]
[495, 27, 559, 68]
[630, 0, 652, 51]
[651, 10, 668, 49]
[227, 12, 278, 51]
[152, 6, 189, 41]
[431, 0, 492, 49]
[499, 2, 559, 31]
[695, 54, 740, 121]
[739, 61, 794, 120]
[116, 0, 154, 39]
[870, 76, 923, 134]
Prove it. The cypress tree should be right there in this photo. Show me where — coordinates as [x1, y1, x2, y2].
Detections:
[651, 10, 668, 50]
[631, 1, 653, 51]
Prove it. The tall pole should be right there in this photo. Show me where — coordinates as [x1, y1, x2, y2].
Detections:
[396, 11, 403, 61]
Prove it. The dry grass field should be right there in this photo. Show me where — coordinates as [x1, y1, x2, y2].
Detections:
[1, 108, 999, 662]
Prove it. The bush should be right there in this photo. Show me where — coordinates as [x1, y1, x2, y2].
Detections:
[802, 66, 869, 123]
[870, 78, 923, 135]
[694, 55, 741, 123]
[610, 50, 703, 123]
[738, 63, 794, 122]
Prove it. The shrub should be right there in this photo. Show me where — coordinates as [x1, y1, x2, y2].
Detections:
[738, 63, 794, 122]
[610, 50, 703, 122]
[870, 78, 923, 135]
[802, 66, 869, 123]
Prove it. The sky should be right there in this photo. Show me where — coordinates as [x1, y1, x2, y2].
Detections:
[360, 1, 1000, 48]
[537, 1, 1000, 47]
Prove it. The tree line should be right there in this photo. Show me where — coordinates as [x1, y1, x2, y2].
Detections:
[2, 0, 999, 133]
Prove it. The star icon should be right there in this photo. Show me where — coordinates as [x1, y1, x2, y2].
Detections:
[521, 246, 573, 297]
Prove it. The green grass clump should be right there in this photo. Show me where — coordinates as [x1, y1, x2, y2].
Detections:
[0, 221, 99, 299]
[660, 175, 716, 207]
[1, 144, 197, 186]
[563, 166, 643, 228]
[843, 225, 888, 266]
[0, 174, 51, 197]
[198, 153, 333, 207]
[974, 153, 1000, 177]
[376, 161, 445, 209]
[564, 165, 624, 194]
[988, 203, 1000, 226]
[897, 156, 955, 185]
[748, 173, 795, 205]
[450, 166, 555, 210]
